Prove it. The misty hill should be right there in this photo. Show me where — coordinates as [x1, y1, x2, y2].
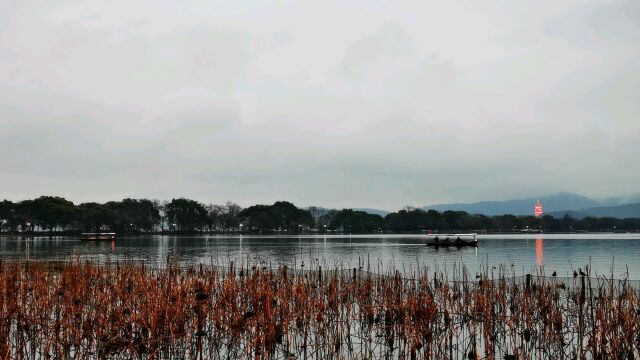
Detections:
[549, 203, 640, 219]
[423, 192, 599, 216]
[353, 208, 390, 217]
[599, 194, 640, 206]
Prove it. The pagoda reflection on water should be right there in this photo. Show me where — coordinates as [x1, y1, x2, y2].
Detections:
[536, 238, 543, 266]
[534, 200, 544, 266]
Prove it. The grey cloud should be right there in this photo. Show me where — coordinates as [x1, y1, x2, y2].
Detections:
[1, 0, 639, 209]
[340, 23, 415, 80]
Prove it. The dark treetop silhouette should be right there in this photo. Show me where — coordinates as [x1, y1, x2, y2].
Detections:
[1, 196, 639, 234]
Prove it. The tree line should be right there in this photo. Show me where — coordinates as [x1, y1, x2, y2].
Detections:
[1, 196, 639, 234]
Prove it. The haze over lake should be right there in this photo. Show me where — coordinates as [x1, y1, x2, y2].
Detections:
[3, 233, 640, 279]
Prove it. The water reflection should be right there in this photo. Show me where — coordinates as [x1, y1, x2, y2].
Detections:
[536, 238, 543, 266]
[0, 234, 639, 278]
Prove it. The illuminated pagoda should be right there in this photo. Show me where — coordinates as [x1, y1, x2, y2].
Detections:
[534, 199, 543, 217]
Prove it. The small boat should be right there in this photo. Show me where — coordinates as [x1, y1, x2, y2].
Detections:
[81, 232, 116, 241]
[425, 233, 477, 247]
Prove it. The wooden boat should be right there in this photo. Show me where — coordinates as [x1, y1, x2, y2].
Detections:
[425, 233, 477, 247]
[81, 232, 116, 241]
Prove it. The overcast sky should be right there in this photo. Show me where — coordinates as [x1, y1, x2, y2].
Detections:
[1, 0, 639, 210]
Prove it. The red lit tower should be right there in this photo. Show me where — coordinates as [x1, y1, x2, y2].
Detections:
[534, 199, 543, 217]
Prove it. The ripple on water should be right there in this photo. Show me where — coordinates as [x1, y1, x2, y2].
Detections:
[1, 234, 640, 279]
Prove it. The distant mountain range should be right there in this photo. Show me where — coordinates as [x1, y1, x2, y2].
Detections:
[353, 208, 391, 217]
[598, 194, 640, 207]
[306, 192, 640, 219]
[548, 203, 640, 219]
[422, 192, 640, 219]
[423, 192, 597, 216]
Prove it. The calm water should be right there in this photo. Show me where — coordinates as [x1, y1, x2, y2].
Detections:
[1, 233, 640, 279]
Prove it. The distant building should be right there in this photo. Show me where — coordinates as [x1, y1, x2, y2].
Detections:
[534, 199, 543, 217]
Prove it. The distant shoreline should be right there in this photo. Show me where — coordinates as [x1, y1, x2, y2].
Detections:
[3, 197, 639, 234]
[1, 230, 639, 237]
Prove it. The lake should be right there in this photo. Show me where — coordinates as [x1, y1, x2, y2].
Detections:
[1, 233, 640, 279]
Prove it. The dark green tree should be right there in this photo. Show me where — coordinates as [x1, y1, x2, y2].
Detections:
[0, 200, 16, 232]
[77, 203, 113, 232]
[165, 198, 208, 231]
[329, 209, 384, 232]
[238, 201, 312, 232]
[105, 199, 160, 232]
[385, 208, 430, 232]
[30, 196, 76, 232]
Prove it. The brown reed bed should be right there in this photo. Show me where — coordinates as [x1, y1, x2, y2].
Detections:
[0, 259, 638, 359]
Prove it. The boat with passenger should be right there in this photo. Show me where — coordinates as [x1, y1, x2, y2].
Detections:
[425, 233, 477, 247]
[81, 232, 116, 241]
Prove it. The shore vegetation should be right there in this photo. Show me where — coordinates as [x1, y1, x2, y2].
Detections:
[0, 260, 637, 359]
[1, 196, 639, 234]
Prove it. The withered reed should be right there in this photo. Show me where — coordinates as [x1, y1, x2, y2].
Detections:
[0, 259, 638, 359]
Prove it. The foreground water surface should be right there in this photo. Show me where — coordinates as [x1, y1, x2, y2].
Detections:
[1, 233, 640, 279]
